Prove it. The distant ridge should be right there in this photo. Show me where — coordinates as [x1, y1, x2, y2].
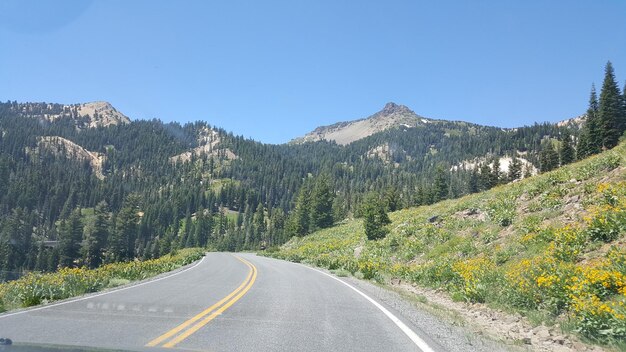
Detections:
[290, 102, 430, 145]
[11, 101, 130, 129]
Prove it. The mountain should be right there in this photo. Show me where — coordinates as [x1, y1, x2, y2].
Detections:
[7, 101, 130, 129]
[73, 101, 131, 128]
[0, 99, 577, 277]
[290, 102, 431, 145]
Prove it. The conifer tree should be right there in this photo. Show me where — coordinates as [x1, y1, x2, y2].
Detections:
[362, 193, 391, 240]
[577, 84, 600, 158]
[598, 61, 623, 149]
[243, 204, 255, 248]
[539, 141, 559, 173]
[508, 155, 522, 182]
[286, 185, 311, 237]
[559, 131, 575, 166]
[468, 168, 480, 193]
[254, 203, 266, 242]
[309, 176, 334, 232]
[81, 201, 109, 268]
[479, 162, 494, 190]
[490, 157, 502, 186]
[59, 208, 83, 267]
[432, 165, 449, 202]
[108, 195, 140, 261]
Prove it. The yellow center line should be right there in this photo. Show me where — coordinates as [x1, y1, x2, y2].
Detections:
[163, 261, 257, 348]
[146, 255, 257, 348]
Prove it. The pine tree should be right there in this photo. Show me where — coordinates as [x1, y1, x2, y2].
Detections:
[108, 195, 140, 261]
[598, 61, 623, 149]
[577, 84, 601, 158]
[383, 186, 401, 212]
[59, 208, 83, 268]
[243, 204, 255, 248]
[194, 208, 212, 247]
[268, 208, 286, 246]
[559, 131, 575, 166]
[361, 193, 391, 241]
[468, 168, 480, 193]
[478, 162, 494, 190]
[254, 203, 266, 243]
[81, 201, 109, 268]
[490, 157, 502, 186]
[0, 208, 32, 271]
[508, 155, 522, 182]
[287, 184, 311, 237]
[332, 196, 348, 223]
[432, 165, 449, 202]
[539, 141, 559, 173]
[309, 176, 334, 232]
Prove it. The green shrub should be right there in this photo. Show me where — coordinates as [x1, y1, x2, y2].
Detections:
[487, 197, 516, 227]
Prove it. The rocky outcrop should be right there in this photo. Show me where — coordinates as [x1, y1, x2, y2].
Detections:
[28, 136, 106, 179]
[169, 127, 238, 164]
[291, 102, 430, 145]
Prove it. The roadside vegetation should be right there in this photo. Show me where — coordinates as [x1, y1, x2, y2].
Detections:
[266, 141, 626, 347]
[0, 248, 204, 312]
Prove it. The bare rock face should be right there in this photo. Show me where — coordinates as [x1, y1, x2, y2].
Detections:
[557, 114, 586, 129]
[76, 101, 131, 128]
[169, 127, 238, 164]
[291, 102, 429, 145]
[27, 136, 106, 179]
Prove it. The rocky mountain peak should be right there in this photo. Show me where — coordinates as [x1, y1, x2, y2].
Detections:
[77, 101, 131, 127]
[290, 102, 426, 145]
[380, 102, 413, 116]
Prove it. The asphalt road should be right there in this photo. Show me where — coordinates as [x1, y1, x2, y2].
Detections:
[0, 253, 464, 352]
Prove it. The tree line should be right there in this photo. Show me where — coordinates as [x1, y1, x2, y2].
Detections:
[1, 61, 623, 277]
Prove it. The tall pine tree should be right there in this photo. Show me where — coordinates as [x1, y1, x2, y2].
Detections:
[580, 84, 601, 158]
[81, 201, 109, 268]
[559, 131, 575, 166]
[432, 165, 449, 202]
[508, 155, 522, 182]
[309, 176, 335, 232]
[598, 61, 624, 149]
[361, 193, 391, 241]
[59, 208, 83, 268]
[539, 141, 559, 173]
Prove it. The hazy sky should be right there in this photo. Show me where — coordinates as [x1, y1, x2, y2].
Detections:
[1, 0, 625, 143]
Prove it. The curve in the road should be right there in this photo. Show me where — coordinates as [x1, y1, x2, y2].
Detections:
[303, 265, 435, 352]
[147, 255, 257, 348]
[0, 253, 450, 352]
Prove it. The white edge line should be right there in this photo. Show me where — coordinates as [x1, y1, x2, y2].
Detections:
[0, 255, 207, 319]
[303, 264, 436, 352]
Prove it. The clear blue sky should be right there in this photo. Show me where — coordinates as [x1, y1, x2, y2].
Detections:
[1, 0, 625, 144]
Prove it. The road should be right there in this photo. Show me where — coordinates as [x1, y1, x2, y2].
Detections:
[0, 253, 476, 352]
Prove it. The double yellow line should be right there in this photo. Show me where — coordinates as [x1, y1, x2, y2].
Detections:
[146, 255, 257, 348]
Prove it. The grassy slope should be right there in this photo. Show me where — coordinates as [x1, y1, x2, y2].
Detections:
[267, 142, 626, 346]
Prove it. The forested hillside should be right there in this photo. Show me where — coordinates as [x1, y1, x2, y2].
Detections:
[0, 61, 623, 279]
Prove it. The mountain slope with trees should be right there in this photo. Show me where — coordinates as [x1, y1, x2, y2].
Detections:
[0, 61, 624, 283]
